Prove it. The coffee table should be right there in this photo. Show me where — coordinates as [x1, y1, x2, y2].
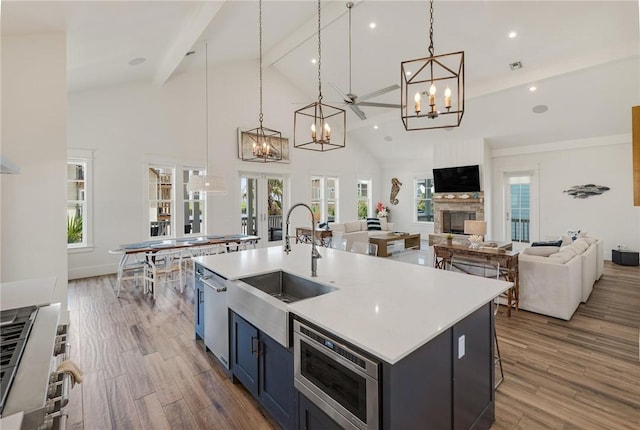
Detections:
[369, 232, 421, 257]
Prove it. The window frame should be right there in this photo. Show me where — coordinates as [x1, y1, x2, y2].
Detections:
[357, 179, 372, 220]
[67, 149, 94, 252]
[414, 177, 434, 223]
[145, 161, 207, 240]
[310, 175, 339, 223]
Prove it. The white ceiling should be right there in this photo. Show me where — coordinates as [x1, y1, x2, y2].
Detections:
[2, 1, 639, 163]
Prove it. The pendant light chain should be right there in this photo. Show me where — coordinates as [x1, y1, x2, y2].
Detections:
[348, 2, 352, 94]
[317, 0, 322, 103]
[205, 40, 209, 172]
[428, 0, 434, 57]
[258, 0, 264, 126]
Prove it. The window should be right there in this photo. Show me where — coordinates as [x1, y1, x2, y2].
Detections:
[415, 178, 434, 222]
[357, 179, 371, 220]
[146, 163, 207, 239]
[183, 168, 206, 235]
[148, 165, 174, 238]
[310, 175, 339, 223]
[67, 150, 93, 250]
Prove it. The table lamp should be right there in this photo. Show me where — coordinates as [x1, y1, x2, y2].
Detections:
[464, 220, 487, 249]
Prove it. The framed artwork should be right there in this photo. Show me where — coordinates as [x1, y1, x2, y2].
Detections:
[237, 128, 290, 163]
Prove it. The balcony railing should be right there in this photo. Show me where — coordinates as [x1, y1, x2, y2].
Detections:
[240, 214, 283, 240]
[511, 218, 530, 243]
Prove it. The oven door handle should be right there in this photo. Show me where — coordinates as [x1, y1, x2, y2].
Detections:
[295, 330, 378, 380]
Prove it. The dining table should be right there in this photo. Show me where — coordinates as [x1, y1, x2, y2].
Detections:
[111, 234, 260, 296]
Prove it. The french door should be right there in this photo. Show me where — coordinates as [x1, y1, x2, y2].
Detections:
[240, 173, 288, 246]
[503, 170, 538, 249]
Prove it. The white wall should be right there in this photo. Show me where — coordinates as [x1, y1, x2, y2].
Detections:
[1, 33, 68, 314]
[67, 60, 382, 278]
[490, 136, 640, 259]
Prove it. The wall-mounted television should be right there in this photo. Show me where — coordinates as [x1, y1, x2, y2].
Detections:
[433, 164, 481, 193]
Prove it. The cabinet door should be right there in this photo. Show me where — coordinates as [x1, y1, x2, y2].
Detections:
[231, 312, 259, 396]
[260, 333, 295, 430]
[194, 278, 204, 341]
[453, 303, 493, 430]
[298, 392, 343, 430]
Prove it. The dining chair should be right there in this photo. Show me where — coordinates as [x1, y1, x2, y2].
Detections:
[143, 249, 183, 300]
[109, 248, 146, 297]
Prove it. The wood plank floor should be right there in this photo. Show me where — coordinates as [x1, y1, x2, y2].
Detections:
[66, 261, 639, 429]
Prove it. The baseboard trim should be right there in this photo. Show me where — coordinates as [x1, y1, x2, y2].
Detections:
[68, 263, 117, 280]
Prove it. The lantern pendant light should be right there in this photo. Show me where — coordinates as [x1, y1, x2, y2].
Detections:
[293, 0, 346, 151]
[401, 0, 464, 131]
[242, 0, 283, 163]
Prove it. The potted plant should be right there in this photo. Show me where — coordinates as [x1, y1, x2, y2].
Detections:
[446, 233, 454, 245]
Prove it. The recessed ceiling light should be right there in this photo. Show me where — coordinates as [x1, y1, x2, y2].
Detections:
[508, 31, 517, 39]
[369, 22, 376, 29]
[529, 86, 537, 92]
[532, 105, 548, 114]
[373, 125, 379, 130]
[128, 57, 146, 66]
[311, 58, 317, 64]
[405, 71, 412, 76]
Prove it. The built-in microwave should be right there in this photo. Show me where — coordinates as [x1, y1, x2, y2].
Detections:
[293, 320, 380, 430]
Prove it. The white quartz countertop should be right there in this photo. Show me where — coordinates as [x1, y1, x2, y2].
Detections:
[0, 277, 57, 311]
[194, 244, 511, 364]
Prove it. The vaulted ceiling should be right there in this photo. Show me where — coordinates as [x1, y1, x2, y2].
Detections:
[3, 1, 639, 163]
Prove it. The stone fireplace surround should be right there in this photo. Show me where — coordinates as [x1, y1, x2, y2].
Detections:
[433, 192, 484, 234]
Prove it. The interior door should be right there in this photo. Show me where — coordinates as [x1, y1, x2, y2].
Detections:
[503, 172, 535, 249]
[240, 173, 287, 246]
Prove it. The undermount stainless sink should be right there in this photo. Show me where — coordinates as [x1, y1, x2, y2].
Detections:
[239, 271, 336, 303]
[228, 271, 337, 347]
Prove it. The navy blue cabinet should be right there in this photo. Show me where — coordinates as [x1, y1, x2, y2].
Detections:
[231, 312, 295, 430]
[194, 268, 205, 341]
[298, 392, 342, 430]
[231, 311, 259, 397]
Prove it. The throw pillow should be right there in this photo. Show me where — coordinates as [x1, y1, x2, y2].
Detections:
[531, 240, 563, 247]
[366, 218, 382, 231]
[566, 229, 581, 241]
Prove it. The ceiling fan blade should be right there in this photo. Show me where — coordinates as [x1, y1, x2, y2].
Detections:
[349, 104, 367, 120]
[357, 84, 400, 102]
[357, 101, 401, 109]
[329, 82, 352, 103]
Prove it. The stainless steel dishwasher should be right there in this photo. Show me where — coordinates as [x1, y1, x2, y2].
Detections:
[196, 264, 229, 369]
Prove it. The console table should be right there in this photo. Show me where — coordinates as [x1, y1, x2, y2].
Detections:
[433, 243, 519, 317]
[295, 227, 332, 247]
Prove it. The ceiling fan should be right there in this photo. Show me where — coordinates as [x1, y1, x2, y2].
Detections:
[330, 2, 400, 120]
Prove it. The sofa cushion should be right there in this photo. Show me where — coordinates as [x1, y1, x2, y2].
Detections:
[570, 238, 589, 254]
[583, 237, 597, 245]
[532, 240, 563, 247]
[548, 250, 575, 264]
[330, 223, 346, 233]
[345, 221, 363, 233]
[523, 246, 561, 257]
[366, 218, 382, 231]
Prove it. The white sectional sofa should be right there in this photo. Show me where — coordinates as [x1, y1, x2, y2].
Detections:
[329, 219, 395, 251]
[518, 237, 603, 320]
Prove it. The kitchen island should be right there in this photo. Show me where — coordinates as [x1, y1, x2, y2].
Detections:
[194, 244, 511, 430]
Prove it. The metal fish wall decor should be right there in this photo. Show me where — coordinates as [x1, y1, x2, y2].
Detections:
[563, 184, 610, 199]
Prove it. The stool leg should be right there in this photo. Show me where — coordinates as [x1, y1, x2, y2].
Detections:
[494, 325, 504, 389]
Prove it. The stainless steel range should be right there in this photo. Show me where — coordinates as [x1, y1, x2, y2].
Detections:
[0, 303, 70, 430]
